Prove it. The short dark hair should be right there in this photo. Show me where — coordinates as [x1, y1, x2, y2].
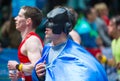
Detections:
[22, 6, 43, 28]
[111, 16, 120, 27]
[83, 7, 93, 18]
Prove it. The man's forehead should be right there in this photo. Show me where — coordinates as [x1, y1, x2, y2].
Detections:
[18, 9, 26, 15]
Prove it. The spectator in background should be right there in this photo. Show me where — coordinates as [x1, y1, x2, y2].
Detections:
[32, 6, 108, 81]
[94, 3, 110, 26]
[7, 6, 43, 81]
[94, 5, 114, 79]
[0, 2, 21, 48]
[74, 7, 102, 58]
[94, 3, 111, 47]
[94, 2, 112, 49]
[0, 17, 21, 48]
[107, 16, 120, 81]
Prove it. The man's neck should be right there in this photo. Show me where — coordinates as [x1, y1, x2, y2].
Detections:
[52, 35, 67, 46]
[21, 29, 35, 40]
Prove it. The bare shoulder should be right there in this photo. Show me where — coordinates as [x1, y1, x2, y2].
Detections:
[26, 36, 42, 43]
[69, 30, 81, 44]
[69, 30, 79, 37]
[25, 35, 43, 48]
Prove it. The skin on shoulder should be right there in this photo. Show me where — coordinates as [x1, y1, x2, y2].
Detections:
[69, 30, 81, 44]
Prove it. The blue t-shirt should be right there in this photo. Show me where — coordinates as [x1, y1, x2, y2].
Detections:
[48, 41, 66, 64]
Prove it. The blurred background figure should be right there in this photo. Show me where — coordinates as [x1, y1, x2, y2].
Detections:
[94, 3, 110, 26]
[107, 16, 120, 81]
[74, 7, 102, 59]
[0, 17, 21, 48]
[94, 2, 111, 47]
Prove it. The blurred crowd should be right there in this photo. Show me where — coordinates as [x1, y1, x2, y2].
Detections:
[0, 0, 120, 81]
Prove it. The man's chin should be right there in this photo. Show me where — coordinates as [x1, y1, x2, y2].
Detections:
[16, 27, 21, 31]
[45, 37, 51, 40]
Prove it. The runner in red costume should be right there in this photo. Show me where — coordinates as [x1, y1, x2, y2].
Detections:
[7, 6, 43, 81]
[18, 32, 43, 81]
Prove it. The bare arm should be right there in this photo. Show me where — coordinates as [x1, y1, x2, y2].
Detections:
[22, 36, 43, 73]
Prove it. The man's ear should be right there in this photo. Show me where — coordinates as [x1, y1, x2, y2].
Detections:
[26, 18, 32, 25]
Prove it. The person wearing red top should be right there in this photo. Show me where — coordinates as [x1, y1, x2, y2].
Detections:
[94, 2, 110, 26]
[7, 6, 43, 81]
